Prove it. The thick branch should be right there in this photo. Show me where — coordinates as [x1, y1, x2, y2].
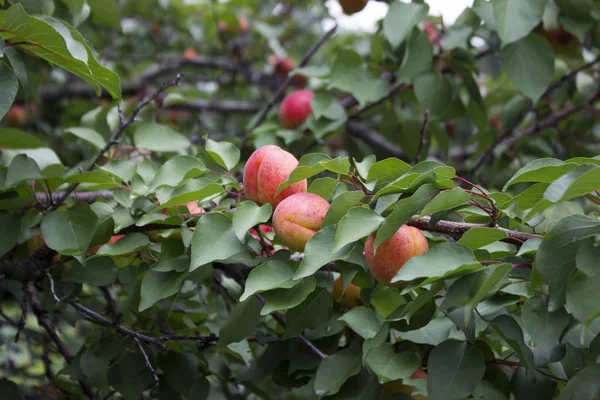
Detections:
[471, 59, 600, 174]
[35, 190, 113, 207]
[345, 119, 406, 159]
[503, 88, 600, 148]
[406, 216, 541, 245]
[166, 98, 260, 114]
[37, 56, 260, 101]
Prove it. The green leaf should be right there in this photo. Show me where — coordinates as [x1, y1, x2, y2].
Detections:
[383, 1, 429, 48]
[155, 178, 223, 210]
[458, 228, 509, 250]
[190, 213, 245, 271]
[333, 207, 385, 252]
[566, 271, 600, 323]
[158, 352, 199, 399]
[5, 154, 43, 188]
[503, 158, 575, 190]
[374, 184, 438, 251]
[308, 177, 338, 200]
[295, 225, 355, 280]
[511, 368, 557, 400]
[260, 277, 316, 315]
[522, 297, 570, 356]
[133, 122, 190, 153]
[398, 30, 434, 82]
[218, 297, 262, 347]
[240, 260, 297, 301]
[232, 201, 272, 241]
[41, 203, 98, 256]
[321, 157, 350, 175]
[502, 33, 554, 103]
[205, 138, 240, 170]
[314, 349, 362, 396]
[150, 239, 188, 272]
[2, 5, 121, 99]
[556, 364, 600, 400]
[544, 164, 600, 203]
[441, 26, 473, 50]
[421, 187, 470, 216]
[355, 155, 376, 180]
[0, 61, 18, 121]
[338, 306, 383, 339]
[328, 50, 363, 93]
[65, 127, 106, 149]
[414, 72, 456, 118]
[327, 370, 381, 400]
[0, 211, 20, 257]
[94, 233, 150, 256]
[536, 215, 600, 310]
[275, 153, 330, 196]
[322, 191, 365, 228]
[489, 315, 535, 370]
[139, 270, 187, 311]
[392, 242, 482, 285]
[493, 0, 548, 46]
[367, 158, 411, 186]
[146, 155, 206, 193]
[0, 128, 45, 149]
[442, 263, 512, 325]
[87, 0, 120, 28]
[283, 287, 332, 339]
[63, 257, 118, 286]
[427, 340, 485, 400]
[365, 344, 419, 383]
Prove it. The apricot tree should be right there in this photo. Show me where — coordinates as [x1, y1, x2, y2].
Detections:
[1, 0, 600, 399]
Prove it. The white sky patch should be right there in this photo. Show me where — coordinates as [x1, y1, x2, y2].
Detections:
[325, 0, 475, 32]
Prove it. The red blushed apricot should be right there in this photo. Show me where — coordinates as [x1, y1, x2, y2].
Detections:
[365, 225, 428, 286]
[88, 234, 125, 254]
[243, 145, 307, 208]
[272, 192, 330, 252]
[279, 90, 314, 129]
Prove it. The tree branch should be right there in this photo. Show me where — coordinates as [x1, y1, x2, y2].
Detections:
[37, 56, 260, 101]
[415, 108, 430, 163]
[471, 58, 600, 174]
[35, 190, 114, 206]
[406, 216, 541, 245]
[345, 119, 406, 159]
[166, 98, 261, 114]
[24, 283, 94, 399]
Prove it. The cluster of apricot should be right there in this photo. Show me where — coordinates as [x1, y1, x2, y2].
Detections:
[243, 145, 429, 305]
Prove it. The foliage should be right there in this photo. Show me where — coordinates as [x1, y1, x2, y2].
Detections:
[1, 0, 600, 399]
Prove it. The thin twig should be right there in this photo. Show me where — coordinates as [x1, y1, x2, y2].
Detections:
[240, 24, 338, 148]
[133, 336, 160, 388]
[14, 295, 28, 343]
[415, 108, 430, 163]
[52, 74, 184, 210]
[45, 271, 60, 303]
[24, 283, 94, 398]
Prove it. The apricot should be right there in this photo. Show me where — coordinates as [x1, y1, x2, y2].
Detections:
[364, 225, 428, 286]
[5, 106, 27, 127]
[269, 56, 308, 88]
[332, 277, 361, 307]
[183, 47, 199, 60]
[243, 145, 307, 208]
[339, 0, 368, 15]
[279, 90, 314, 129]
[272, 192, 330, 252]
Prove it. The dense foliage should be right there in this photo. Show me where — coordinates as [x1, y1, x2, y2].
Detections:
[1, 0, 600, 399]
